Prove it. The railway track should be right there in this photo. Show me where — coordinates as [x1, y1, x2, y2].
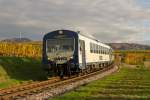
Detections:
[0, 77, 60, 100]
[0, 64, 116, 100]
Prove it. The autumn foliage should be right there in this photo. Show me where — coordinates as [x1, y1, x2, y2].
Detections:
[114, 50, 150, 65]
[125, 53, 144, 65]
[0, 42, 42, 58]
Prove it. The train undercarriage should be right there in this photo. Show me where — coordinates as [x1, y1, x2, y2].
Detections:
[45, 62, 113, 78]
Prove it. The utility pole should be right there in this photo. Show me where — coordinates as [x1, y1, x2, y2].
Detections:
[19, 32, 22, 41]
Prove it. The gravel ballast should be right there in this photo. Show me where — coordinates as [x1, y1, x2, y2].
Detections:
[21, 66, 118, 100]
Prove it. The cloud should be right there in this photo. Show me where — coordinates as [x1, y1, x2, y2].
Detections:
[0, 0, 149, 44]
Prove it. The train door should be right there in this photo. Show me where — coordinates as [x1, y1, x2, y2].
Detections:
[79, 40, 86, 69]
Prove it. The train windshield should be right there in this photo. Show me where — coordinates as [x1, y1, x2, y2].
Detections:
[46, 38, 74, 58]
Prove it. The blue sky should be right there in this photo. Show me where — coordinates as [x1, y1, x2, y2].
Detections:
[137, 0, 150, 8]
[0, 0, 149, 45]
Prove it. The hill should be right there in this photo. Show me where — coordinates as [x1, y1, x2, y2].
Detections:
[1, 38, 32, 42]
[107, 43, 150, 50]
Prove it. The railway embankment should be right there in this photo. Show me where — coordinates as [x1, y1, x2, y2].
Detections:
[0, 56, 47, 89]
[19, 65, 118, 100]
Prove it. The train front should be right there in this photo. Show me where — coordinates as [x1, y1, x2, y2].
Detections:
[42, 30, 79, 78]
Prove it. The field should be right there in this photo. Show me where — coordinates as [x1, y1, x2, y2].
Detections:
[52, 65, 150, 100]
[0, 56, 47, 88]
[0, 42, 42, 58]
[114, 50, 150, 65]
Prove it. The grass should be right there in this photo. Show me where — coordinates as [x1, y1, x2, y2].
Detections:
[0, 56, 47, 89]
[52, 65, 150, 100]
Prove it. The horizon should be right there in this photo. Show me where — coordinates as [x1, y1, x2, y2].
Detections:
[1, 37, 150, 46]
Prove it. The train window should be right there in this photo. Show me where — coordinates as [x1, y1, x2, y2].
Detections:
[109, 49, 111, 54]
[95, 44, 96, 53]
[100, 46, 102, 54]
[92, 43, 93, 53]
[93, 43, 94, 53]
[99, 56, 103, 60]
[101, 46, 103, 54]
[90, 43, 93, 53]
[92, 44, 95, 53]
[80, 44, 82, 52]
[106, 49, 108, 54]
[101, 47, 103, 54]
[98, 45, 99, 54]
[101, 47, 102, 54]
[90, 43, 92, 53]
[103, 48, 105, 54]
[90, 43, 96, 53]
[94, 44, 95, 53]
[46, 38, 74, 54]
[102, 47, 105, 54]
[106, 49, 109, 54]
[95, 44, 97, 53]
[104, 48, 106, 54]
[99, 46, 101, 54]
[96, 45, 98, 54]
[93, 43, 95, 53]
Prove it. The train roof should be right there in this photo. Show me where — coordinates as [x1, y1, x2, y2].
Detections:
[78, 32, 111, 49]
[44, 29, 112, 49]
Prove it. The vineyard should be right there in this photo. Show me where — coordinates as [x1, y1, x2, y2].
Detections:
[0, 42, 42, 58]
[115, 50, 150, 65]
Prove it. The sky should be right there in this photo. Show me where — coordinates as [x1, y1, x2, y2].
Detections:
[0, 0, 150, 45]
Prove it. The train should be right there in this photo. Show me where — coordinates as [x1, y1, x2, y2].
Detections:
[42, 30, 114, 78]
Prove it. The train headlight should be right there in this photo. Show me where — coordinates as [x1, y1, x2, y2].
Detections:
[48, 57, 53, 61]
[59, 30, 63, 34]
[70, 57, 73, 59]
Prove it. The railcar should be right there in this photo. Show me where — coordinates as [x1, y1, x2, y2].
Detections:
[42, 30, 114, 78]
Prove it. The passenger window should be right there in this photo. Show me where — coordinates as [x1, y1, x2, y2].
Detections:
[79, 42, 82, 53]
[80, 45, 82, 51]
[96, 45, 98, 53]
[99, 56, 103, 60]
[90, 43, 92, 53]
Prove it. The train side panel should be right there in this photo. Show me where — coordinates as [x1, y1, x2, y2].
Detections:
[78, 34, 112, 70]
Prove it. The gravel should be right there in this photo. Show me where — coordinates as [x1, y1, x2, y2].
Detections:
[19, 66, 118, 100]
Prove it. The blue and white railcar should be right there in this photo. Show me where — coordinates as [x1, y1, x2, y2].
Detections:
[42, 30, 113, 77]
[78, 33, 113, 70]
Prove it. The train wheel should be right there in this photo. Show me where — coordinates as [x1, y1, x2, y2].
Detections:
[86, 66, 90, 74]
[66, 62, 72, 77]
[60, 71, 64, 79]
[53, 66, 57, 76]
[67, 65, 71, 77]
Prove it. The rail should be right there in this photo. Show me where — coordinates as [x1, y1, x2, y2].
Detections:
[0, 64, 115, 100]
